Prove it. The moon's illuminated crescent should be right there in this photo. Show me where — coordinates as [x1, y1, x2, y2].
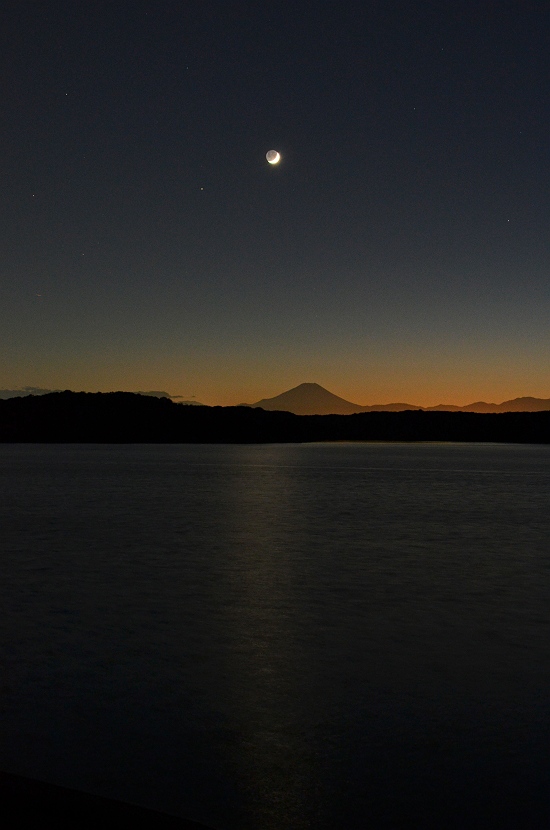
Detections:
[266, 150, 281, 164]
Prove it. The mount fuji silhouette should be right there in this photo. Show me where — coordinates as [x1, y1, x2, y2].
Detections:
[242, 383, 420, 415]
[243, 383, 550, 416]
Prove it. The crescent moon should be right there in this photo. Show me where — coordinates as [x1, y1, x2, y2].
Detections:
[266, 150, 281, 164]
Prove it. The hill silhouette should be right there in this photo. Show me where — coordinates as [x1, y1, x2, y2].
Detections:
[243, 383, 550, 415]
[0, 391, 549, 443]
[0, 388, 205, 404]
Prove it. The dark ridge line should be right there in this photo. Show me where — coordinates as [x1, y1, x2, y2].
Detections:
[0, 391, 549, 443]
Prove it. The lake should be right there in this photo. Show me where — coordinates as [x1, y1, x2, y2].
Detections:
[1, 442, 549, 828]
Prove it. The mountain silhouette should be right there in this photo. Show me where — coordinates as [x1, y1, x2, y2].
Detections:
[243, 383, 550, 415]
[243, 383, 363, 415]
[243, 383, 420, 415]
[443, 396, 550, 413]
[0, 386, 62, 400]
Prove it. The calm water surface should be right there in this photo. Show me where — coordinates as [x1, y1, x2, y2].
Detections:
[1, 443, 549, 828]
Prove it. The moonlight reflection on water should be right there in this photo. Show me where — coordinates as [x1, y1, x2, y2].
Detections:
[0, 442, 549, 829]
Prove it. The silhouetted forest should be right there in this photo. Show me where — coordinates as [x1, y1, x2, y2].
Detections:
[1, 392, 549, 443]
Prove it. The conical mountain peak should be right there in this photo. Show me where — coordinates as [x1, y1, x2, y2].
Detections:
[246, 383, 366, 415]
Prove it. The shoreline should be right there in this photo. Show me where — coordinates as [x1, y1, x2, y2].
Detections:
[0, 771, 216, 829]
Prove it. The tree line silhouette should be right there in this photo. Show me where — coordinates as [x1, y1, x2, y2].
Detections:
[0, 391, 549, 443]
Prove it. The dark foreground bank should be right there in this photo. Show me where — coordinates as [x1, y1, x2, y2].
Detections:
[1, 391, 549, 443]
[0, 771, 214, 829]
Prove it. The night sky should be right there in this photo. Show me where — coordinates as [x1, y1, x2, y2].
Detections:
[2, 1, 549, 406]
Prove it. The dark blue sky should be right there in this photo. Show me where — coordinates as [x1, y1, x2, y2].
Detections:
[2, 1, 549, 404]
